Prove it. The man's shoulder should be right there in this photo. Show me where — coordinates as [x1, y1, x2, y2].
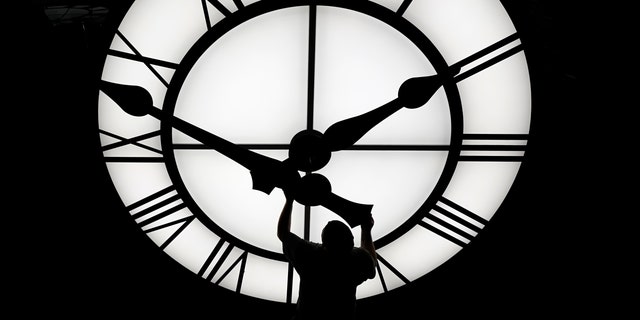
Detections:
[283, 232, 322, 251]
[351, 247, 376, 268]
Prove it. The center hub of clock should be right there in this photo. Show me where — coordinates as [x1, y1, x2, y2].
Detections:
[288, 130, 331, 172]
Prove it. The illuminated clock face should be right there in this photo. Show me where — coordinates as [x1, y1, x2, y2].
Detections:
[98, 0, 531, 303]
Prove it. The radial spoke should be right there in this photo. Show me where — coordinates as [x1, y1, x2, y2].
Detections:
[307, 4, 317, 130]
[305, 5, 318, 237]
[173, 143, 450, 151]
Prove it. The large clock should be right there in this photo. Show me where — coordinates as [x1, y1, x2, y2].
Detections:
[98, 0, 531, 304]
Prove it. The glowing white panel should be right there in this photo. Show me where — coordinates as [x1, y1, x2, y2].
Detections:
[284, 199, 309, 244]
[115, 0, 209, 63]
[175, 150, 291, 254]
[104, 163, 172, 208]
[314, 7, 436, 140]
[356, 271, 383, 299]
[384, 224, 463, 276]
[244, 0, 260, 6]
[369, 0, 403, 12]
[402, 0, 517, 65]
[241, 256, 290, 302]
[305, 206, 338, 244]
[317, 151, 449, 240]
[214, 0, 261, 15]
[443, 162, 523, 221]
[459, 52, 532, 134]
[175, 7, 308, 144]
[290, 269, 301, 303]
[358, 225, 460, 298]
[163, 220, 221, 274]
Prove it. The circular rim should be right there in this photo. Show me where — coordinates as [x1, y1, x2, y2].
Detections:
[160, 0, 463, 260]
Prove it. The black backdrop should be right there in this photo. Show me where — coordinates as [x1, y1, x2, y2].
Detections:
[16, 0, 608, 318]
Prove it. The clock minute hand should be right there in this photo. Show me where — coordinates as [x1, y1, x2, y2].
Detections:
[100, 81, 296, 194]
[322, 72, 456, 152]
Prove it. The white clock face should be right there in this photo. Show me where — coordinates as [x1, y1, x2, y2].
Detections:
[98, 0, 531, 303]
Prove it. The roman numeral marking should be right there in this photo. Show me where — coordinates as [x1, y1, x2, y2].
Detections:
[198, 239, 248, 292]
[127, 186, 193, 249]
[232, 0, 245, 10]
[204, 0, 232, 19]
[460, 134, 528, 162]
[396, 0, 414, 16]
[376, 254, 409, 292]
[107, 31, 179, 87]
[202, 0, 245, 28]
[419, 197, 488, 247]
[451, 33, 523, 83]
[100, 129, 164, 163]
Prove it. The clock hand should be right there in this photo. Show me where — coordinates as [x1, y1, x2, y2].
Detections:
[295, 174, 373, 228]
[323, 193, 373, 228]
[322, 68, 459, 152]
[100, 81, 297, 194]
[100, 81, 372, 226]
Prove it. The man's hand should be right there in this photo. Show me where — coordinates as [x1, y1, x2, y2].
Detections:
[361, 215, 374, 231]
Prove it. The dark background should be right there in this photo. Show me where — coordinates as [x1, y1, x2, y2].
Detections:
[16, 0, 614, 318]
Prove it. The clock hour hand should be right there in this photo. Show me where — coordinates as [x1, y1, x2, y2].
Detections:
[294, 174, 372, 228]
[322, 68, 459, 152]
[323, 193, 373, 228]
[100, 80, 297, 194]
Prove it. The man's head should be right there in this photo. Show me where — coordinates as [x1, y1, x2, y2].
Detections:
[321, 220, 354, 253]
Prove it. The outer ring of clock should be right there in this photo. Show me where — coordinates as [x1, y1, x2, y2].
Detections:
[160, 0, 464, 261]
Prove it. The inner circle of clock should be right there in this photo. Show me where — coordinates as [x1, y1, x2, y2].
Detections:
[170, 5, 451, 254]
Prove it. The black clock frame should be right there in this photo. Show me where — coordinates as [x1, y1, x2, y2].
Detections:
[160, 0, 464, 261]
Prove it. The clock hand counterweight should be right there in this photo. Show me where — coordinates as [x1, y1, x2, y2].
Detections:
[100, 81, 372, 227]
[322, 69, 459, 152]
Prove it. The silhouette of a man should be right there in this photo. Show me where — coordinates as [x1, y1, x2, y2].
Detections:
[277, 193, 377, 320]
